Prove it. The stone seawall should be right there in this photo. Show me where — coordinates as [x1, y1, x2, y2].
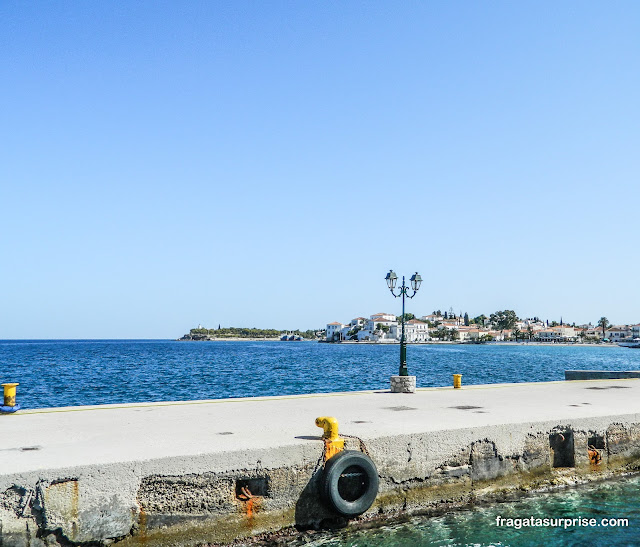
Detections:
[2, 379, 640, 546]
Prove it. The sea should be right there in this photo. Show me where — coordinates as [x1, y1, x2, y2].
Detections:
[292, 474, 640, 546]
[1, 340, 639, 546]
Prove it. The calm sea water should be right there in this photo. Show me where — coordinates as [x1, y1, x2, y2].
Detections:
[1, 340, 639, 546]
[1, 340, 640, 409]
[295, 474, 640, 547]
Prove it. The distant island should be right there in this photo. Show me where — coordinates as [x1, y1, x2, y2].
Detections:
[179, 326, 319, 341]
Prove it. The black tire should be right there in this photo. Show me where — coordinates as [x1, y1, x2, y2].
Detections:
[320, 450, 379, 517]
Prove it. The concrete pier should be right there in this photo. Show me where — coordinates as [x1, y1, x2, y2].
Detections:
[565, 370, 640, 380]
[2, 378, 640, 546]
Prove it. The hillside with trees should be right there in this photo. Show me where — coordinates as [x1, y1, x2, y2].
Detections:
[181, 327, 318, 340]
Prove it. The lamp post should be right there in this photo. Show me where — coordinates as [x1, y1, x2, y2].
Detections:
[385, 270, 422, 377]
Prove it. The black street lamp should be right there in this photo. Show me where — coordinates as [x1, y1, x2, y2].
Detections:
[385, 270, 422, 376]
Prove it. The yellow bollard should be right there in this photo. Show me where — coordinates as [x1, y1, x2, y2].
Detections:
[2, 383, 19, 407]
[453, 374, 462, 389]
[316, 416, 345, 460]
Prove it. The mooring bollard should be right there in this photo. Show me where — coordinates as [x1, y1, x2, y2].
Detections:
[453, 374, 462, 389]
[316, 416, 345, 460]
[1, 383, 20, 413]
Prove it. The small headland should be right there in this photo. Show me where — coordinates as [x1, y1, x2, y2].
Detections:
[178, 326, 319, 341]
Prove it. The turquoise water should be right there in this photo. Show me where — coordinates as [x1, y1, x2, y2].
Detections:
[1, 340, 639, 409]
[295, 475, 640, 546]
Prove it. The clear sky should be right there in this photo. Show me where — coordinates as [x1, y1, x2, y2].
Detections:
[1, 1, 639, 338]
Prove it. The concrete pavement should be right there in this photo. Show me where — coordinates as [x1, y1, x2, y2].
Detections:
[2, 378, 640, 475]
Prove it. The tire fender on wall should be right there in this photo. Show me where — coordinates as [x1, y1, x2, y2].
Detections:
[320, 450, 379, 517]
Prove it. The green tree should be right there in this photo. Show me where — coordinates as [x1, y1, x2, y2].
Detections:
[464, 312, 470, 326]
[527, 326, 534, 340]
[490, 310, 518, 331]
[513, 328, 521, 342]
[432, 327, 447, 340]
[597, 317, 611, 339]
[397, 313, 415, 322]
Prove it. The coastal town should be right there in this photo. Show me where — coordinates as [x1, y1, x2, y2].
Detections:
[325, 310, 640, 344]
[180, 313, 640, 344]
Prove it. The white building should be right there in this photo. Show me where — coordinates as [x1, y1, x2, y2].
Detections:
[366, 315, 397, 341]
[605, 326, 632, 342]
[537, 326, 577, 342]
[420, 314, 443, 323]
[357, 329, 375, 341]
[460, 327, 490, 341]
[582, 326, 601, 339]
[391, 319, 430, 342]
[370, 312, 396, 322]
[455, 326, 486, 341]
[326, 322, 345, 341]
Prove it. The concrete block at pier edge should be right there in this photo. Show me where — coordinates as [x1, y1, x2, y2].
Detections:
[565, 370, 640, 380]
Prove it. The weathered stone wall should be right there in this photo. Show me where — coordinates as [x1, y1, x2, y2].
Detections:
[2, 417, 640, 546]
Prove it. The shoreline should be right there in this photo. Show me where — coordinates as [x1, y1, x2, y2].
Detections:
[327, 340, 622, 347]
[177, 337, 312, 342]
[179, 338, 622, 347]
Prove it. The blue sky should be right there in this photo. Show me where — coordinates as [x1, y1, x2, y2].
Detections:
[1, 1, 639, 338]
